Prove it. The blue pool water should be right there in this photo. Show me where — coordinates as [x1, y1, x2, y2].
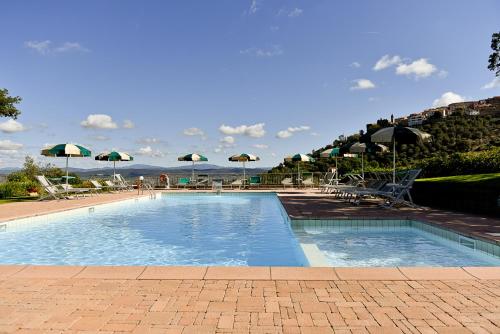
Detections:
[0, 194, 307, 266]
[1, 193, 499, 267]
[292, 225, 500, 267]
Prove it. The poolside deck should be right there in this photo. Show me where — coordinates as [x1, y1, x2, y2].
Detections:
[278, 194, 500, 245]
[0, 191, 499, 333]
[0, 266, 500, 333]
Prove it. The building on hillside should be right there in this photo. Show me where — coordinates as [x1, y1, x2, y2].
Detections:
[408, 113, 426, 126]
[422, 107, 448, 118]
[394, 116, 408, 126]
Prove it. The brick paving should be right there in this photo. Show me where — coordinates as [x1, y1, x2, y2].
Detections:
[1, 192, 499, 333]
[0, 275, 499, 333]
[278, 195, 500, 245]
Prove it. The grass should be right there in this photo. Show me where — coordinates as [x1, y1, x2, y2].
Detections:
[417, 172, 500, 183]
[0, 197, 37, 205]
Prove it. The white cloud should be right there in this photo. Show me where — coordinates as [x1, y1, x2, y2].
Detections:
[24, 40, 51, 55]
[0, 139, 23, 151]
[214, 147, 222, 153]
[183, 127, 205, 136]
[276, 125, 310, 139]
[350, 62, 361, 68]
[24, 40, 89, 55]
[219, 123, 265, 138]
[249, 0, 259, 14]
[373, 55, 402, 71]
[288, 8, 303, 17]
[240, 45, 283, 57]
[54, 42, 89, 53]
[482, 77, 500, 89]
[91, 135, 109, 141]
[123, 120, 135, 129]
[0, 119, 26, 133]
[350, 79, 376, 90]
[136, 146, 164, 157]
[253, 144, 269, 149]
[80, 114, 118, 129]
[137, 137, 163, 144]
[396, 58, 437, 79]
[432, 92, 465, 107]
[270, 26, 279, 32]
[220, 136, 235, 145]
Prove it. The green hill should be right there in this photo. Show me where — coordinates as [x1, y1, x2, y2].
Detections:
[270, 113, 500, 178]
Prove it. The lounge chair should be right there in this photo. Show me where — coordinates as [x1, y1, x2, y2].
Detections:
[249, 176, 261, 188]
[114, 174, 134, 190]
[176, 177, 191, 188]
[319, 170, 338, 193]
[344, 169, 422, 207]
[59, 184, 95, 197]
[281, 176, 293, 189]
[195, 174, 209, 189]
[89, 180, 112, 192]
[300, 173, 314, 188]
[231, 178, 244, 189]
[105, 180, 127, 191]
[36, 175, 65, 200]
[212, 178, 223, 192]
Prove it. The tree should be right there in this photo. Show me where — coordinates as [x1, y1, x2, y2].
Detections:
[488, 32, 500, 76]
[0, 88, 22, 118]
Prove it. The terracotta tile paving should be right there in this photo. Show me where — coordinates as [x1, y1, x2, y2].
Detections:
[0, 191, 499, 332]
[0, 276, 498, 333]
[278, 195, 500, 245]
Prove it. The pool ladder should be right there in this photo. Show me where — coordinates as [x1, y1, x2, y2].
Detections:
[142, 183, 156, 199]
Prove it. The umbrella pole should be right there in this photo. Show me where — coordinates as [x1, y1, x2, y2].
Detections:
[192, 161, 195, 181]
[113, 161, 116, 180]
[65, 156, 69, 194]
[335, 156, 338, 183]
[243, 161, 246, 186]
[361, 152, 364, 180]
[393, 137, 396, 184]
[297, 162, 300, 187]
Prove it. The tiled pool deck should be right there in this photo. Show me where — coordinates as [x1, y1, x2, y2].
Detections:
[0, 191, 499, 333]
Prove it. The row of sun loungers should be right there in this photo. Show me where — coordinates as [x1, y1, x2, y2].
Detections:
[36, 174, 134, 200]
[320, 169, 422, 208]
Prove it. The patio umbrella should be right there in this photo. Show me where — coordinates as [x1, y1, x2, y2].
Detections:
[320, 148, 341, 181]
[348, 143, 367, 179]
[284, 153, 315, 181]
[228, 153, 260, 181]
[371, 126, 431, 184]
[178, 153, 208, 181]
[41, 143, 92, 192]
[95, 151, 133, 179]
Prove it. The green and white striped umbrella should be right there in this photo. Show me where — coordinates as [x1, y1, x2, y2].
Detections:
[178, 153, 208, 180]
[319, 148, 341, 181]
[285, 153, 315, 162]
[371, 126, 431, 183]
[41, 143, 92, 190]
[284, 154, 315, 180]
[228, 153, 260, 181]
[348, 143, 367, 179]
[95, 151, 134, 178]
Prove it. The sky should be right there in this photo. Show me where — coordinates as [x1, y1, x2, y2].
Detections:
[1, 0, 499, 169]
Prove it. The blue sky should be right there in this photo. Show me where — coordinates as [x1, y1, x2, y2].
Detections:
[1, 0, 499, 168]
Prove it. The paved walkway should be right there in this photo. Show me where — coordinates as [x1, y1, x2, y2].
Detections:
[1, 191, 499, 333]
[278, 195, 500, 245]
[0, 271, 499, 333]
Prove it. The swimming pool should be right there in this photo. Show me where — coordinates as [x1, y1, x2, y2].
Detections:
[1, 193, 499, 267]
[0, 194, 307, 266]
[292, 222, 500, 267]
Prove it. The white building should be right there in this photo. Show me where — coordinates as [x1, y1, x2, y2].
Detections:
[408, 113, 426, 126]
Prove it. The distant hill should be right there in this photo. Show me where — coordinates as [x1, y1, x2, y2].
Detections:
[270, 112, 500, 177]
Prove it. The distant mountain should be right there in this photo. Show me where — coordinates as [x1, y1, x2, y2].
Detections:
[0, 167, 20, 175]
